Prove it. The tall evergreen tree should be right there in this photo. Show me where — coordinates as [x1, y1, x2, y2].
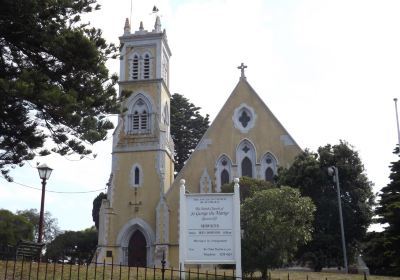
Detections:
[375, 148, 400, 238]
[92, 192, 107, 230]
[368, 147, 400, 275]
[170, 93, 209, 173]
[0, 0, 118, 180]
[278, 141, 374, 271]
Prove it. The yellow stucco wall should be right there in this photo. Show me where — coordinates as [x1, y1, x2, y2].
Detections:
[165, 78, 302, 267]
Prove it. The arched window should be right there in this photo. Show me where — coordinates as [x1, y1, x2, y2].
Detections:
[261, 153, 278, 182]
[130, 164, 142, 187]
[265, 167, 274, 182]
[128, 97, 150, 134]
[132, 54, 139, 80]
[236, 139, 256, 178]
[221, 170, 230, 185]
[143, 53, 150, 79]
[241, 157, 253, 178]
[215, 155, 232, 193]
[134, 167, 140, 185]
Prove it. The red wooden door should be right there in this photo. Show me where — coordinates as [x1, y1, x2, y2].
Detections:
[128, 230, 147, 267]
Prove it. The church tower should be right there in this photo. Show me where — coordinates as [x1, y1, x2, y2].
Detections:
[97, 16, 174, 267]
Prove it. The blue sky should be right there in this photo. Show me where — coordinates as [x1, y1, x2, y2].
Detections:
[1, 0, 400, 232]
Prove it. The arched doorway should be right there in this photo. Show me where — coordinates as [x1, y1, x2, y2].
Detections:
[128, 230, 147, 267]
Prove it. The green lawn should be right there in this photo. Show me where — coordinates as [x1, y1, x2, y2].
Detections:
[0, 261, 399, 280]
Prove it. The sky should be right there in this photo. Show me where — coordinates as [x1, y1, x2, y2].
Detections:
[1, 0, 400, 232]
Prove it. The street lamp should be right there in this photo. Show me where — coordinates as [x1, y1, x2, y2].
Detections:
[327, 166, 348, 273]
[37, 163, 53, 244]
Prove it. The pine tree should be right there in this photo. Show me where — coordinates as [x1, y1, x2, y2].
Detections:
[373, 147, 400, 274]
[0, 0, 118, 180]
[170, 94, 209, 173]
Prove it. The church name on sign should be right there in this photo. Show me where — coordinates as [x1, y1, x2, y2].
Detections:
[179, 178, 242, 278]
[185, 195, 235, 262]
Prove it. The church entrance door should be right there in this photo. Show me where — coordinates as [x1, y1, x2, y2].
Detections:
[128, 230, 147, 267]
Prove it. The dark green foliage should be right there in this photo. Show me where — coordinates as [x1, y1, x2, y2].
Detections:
[0, 0, 119, 180]
[92, 192, 107, 230]
[221, 176, 274, 202]
[0, 209, 34, 246]
[278, 141, 374, 271]
[45, 227, 98, 263]
[16, 208, 60, 244]
[241, 186, 315, 278]
[363, 147, 400, 276]
[362, 231, 398, 275]
[170, 93, 209, 173]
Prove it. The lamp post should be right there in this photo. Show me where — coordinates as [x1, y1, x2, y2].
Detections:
[37, 163, 53, 244]
[327, 166, 348, 273]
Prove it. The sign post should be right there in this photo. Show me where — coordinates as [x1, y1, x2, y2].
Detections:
[179, 178, 241, 279]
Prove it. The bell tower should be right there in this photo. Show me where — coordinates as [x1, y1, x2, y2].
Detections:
[97, 16, 174, 267]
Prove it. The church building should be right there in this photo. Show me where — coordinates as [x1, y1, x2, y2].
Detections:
[97, 15, 302, 268]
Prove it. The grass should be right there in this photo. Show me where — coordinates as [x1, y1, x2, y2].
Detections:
[0, 261, 399, 280]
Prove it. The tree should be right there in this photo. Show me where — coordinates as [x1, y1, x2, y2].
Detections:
[0, 0, 119, 180]
[92, 192, 107, 230]
[0, 209, 34, 246]
[363, 147, 400, 275]
[45, 227, 97, 263]
[17, 208, 60, 244]
[278, 141, 375, 271]
[221, 176, 274, 203]
[241, 187, 315, 278]
[170, 93, 209, 173]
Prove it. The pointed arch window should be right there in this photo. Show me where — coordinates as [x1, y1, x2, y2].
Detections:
[221, 169, 230, 185]
[241, 157, 253, 178]
[265, 167, 274, 182]
[131, 164, 143, 187]
[215, 155, 232, 193]
[134, 167, 140, 185]
[261, 153, 278, 182]
[127, 95, 152, 135]
[236, 139, 256, 178]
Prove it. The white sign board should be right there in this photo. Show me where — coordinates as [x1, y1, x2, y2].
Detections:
[179, 179, 242, 279]
[186, 194, 234, 262]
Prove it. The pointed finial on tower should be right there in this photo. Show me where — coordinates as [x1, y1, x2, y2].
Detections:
[237, 63, 247, 79]
[139, 21, 144, 31]
[154, 16, 162, 32]
[124, 18, 131, 35]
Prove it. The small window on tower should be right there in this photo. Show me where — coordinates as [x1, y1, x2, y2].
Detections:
[133, 111, 140, 130]
[143, 54, 150, 79]
[130, 164, 142, 188]
[132, 55, 139, 80]
[140, 110, 148, 129]
[128, 97, 150, 134]
[134, 167, 140, 185]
